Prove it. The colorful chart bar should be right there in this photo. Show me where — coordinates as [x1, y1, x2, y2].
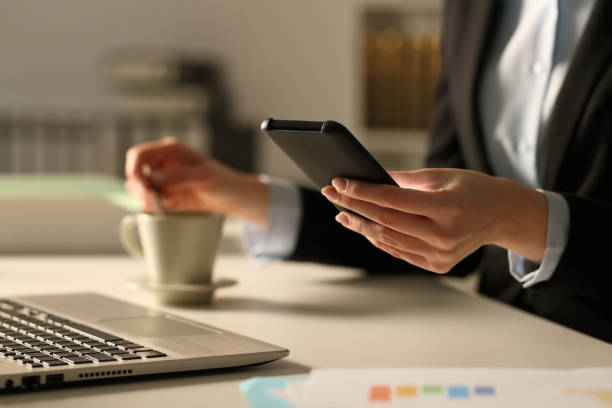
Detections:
[370, 385, 391, 402]
[448, 386, 469, 399]
[396, 385, 417, 397]
[474, 385, 495, 396]
[369, 384, 495, 402]
[422, 385, 443, 394]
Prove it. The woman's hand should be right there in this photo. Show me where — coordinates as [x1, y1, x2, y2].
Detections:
[321, 168, 548, 274]
[125, 137, 269, 228]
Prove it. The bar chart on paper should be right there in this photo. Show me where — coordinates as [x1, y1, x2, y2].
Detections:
[302, 368, 612, 408]
[368, 383, 495, 402]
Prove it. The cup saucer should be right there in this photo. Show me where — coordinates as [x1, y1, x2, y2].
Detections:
[126, 276, 237, 305]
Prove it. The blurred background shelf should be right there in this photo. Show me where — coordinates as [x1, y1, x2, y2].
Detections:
[0, 0, 442, 253]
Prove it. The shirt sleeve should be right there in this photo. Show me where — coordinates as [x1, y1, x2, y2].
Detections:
[508, 190, 570, 287]
[242, 175, 302, 263]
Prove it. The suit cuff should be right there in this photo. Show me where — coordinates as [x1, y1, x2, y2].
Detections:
[242, 175, 302, 262]
[508, 190, 570, 287]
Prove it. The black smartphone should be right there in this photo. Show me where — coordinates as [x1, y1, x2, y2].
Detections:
[261, 118, 398, 192]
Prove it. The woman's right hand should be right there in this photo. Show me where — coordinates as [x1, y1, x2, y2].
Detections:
[124, 137, 269, 228]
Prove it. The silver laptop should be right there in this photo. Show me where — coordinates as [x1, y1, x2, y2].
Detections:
[0, 292, 289, 390]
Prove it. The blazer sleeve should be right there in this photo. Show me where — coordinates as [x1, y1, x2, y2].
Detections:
[540, 194, 612, 303]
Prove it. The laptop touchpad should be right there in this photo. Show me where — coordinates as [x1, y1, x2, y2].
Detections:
[99, 315, 219, 338]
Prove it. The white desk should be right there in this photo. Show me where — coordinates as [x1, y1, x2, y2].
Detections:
[1, 251, 611, 407]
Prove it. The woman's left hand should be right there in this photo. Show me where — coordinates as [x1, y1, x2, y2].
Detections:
[321, 168, 548, 274]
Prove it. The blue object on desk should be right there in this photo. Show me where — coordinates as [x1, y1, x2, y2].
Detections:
[448, 385, 470, 399]
[239, 376, 308, 408]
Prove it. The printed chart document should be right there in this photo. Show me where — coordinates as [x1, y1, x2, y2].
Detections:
[239, 367, 612, 408]
[304, 368, 612, 408]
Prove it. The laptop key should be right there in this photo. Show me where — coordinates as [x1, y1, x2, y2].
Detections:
[84, 353, 117, 362]
[128, 347, 152, 352]
[94, 345, 117, 351]
[114, 353, 142, 361]
[37, 344, 59, 351]
[16, 348, 38, 355]
[102, 347, 124, 353]
[83, 341, 107, 348]
[24, 353, 47, 358]
[62, 356, 94, 364]
[34, 355, 61, 362]
[52, 351, 80, 358]
[135, 351, 167, 359]
[118, 343, 143, 349]
[65, 346, 91, 353]
[44, 360, 69, 367]
[109, 350, 131, 356]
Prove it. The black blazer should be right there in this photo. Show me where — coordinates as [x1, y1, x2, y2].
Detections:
[289, 0, 612, 343]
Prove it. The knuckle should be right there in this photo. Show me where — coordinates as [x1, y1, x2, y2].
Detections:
[387, 188, 403, 207]
[379, 228, 396, 247]
[347, 213, 362, 231]
[428, 229, 446, 248]
[125, 146, 140, 161]
[387, 248, 403, 260]
[369, 239, 385, 250]
[435, 248, 456, 263]
[346, 181, 360, 196]
[440, 198, 464, 221]
[430, 229, 456, 251]
[376, 208, 396, 226]
[163, 136, 180, 145]
[430, 261, 452, 274]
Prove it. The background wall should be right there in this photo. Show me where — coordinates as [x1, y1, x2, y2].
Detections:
[0, 0, 440, 181]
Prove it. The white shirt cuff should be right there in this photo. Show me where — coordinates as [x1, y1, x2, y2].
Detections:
[508, 190, 570, 288]
[242, 175, 302, 263]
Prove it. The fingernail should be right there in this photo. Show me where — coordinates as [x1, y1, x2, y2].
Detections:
[336, 213, 349, 226]
[321, 187, 338, 202]
[332, 178, 347, 192]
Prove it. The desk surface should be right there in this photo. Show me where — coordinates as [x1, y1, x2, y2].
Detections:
[1, 252, 611, 407]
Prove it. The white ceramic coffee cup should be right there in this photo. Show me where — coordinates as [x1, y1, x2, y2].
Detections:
[119, 212, 224, 286]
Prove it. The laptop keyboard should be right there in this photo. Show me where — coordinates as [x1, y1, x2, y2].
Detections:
[0, 299, 167, 369]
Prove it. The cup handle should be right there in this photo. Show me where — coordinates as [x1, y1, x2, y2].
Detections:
[119, 214, 143, 258]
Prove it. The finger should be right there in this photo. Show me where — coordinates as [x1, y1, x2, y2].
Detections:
[335, 211, 435, 255]
[125, 137, 200, 185]
[331, 178, 443, 216]
[124, 179, 148, 200]
[125, 138, 174, 183]
[364, 236, 432, 271]
[125, 179, 157, 213]
[322, 186, 435, 241]
[151, 164, 211, 188]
